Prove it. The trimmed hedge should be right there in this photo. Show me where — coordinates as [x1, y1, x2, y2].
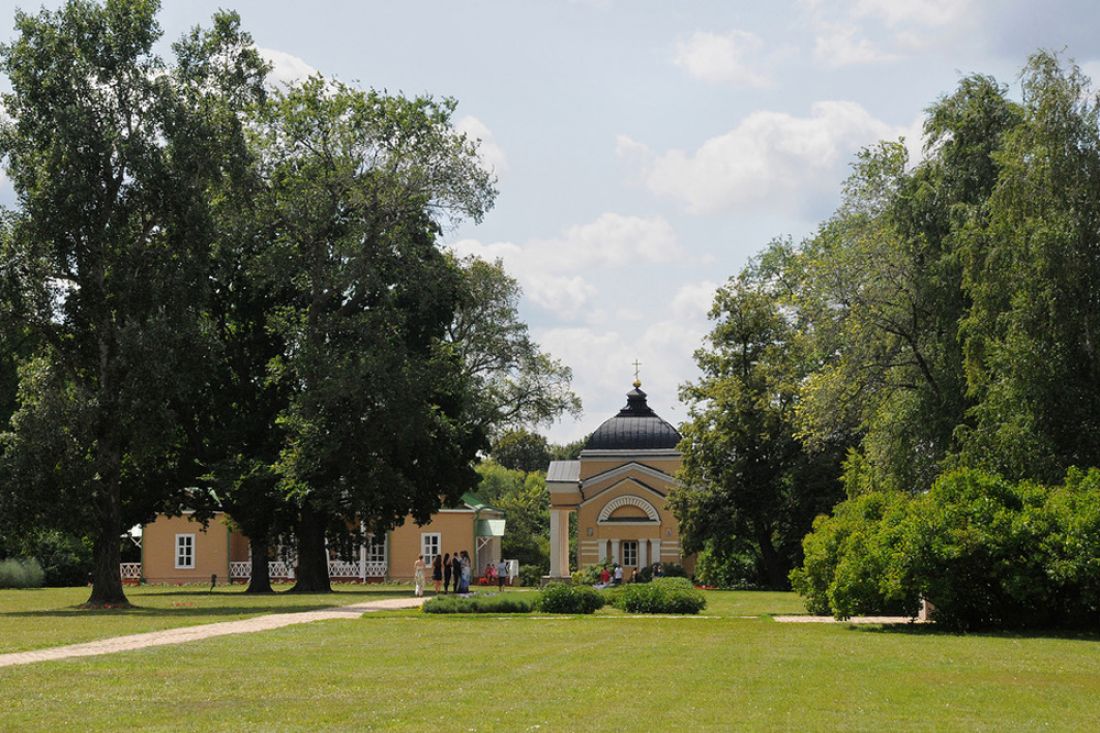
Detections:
[612, 577, 706, 614]
[422, 593, 536, 614]
[536, 583, 605, 614]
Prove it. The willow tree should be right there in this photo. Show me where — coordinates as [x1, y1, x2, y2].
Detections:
[253, 79, 496, 592]
[0, 0, 265, 606]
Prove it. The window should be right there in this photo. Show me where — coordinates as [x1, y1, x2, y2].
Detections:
[622, 540, 639, 568]
[175, 534, 195, 569]
[421, 533, 440, 563]
[367, 535, 386, 564]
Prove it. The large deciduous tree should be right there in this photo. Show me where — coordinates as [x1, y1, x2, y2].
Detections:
[449, 256, 581, 439]
[793, 72, 1021, 494]
[253, 78, 496, 592]
[957, 56, 1100, 481]
[0, 0, 264, 606]
[670, 252, 845, 589]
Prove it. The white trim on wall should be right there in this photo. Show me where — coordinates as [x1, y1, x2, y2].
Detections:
[596, 494, 661, 522]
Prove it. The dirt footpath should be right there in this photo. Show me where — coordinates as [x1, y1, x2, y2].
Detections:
[0, 596, 425, 668]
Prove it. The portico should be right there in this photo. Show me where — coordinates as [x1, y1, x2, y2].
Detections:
[546, 381, 693, 580]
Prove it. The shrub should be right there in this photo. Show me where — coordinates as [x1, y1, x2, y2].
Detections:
[422, 593, 535, 614]
[24, 531, 92, 587]
[536, 582, 605, 614]
[517, 564, 543, 587]
[613, 577, 706, 614]
[572, 560, 616, 586]
[660, 563, 689, 579]
[789, 490, 915, 617]
[0, 557, 46, 588]
[790, 467, 1100, 630]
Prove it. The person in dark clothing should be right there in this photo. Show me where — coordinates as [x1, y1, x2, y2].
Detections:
[442, 552, 452, 593]
[451, 552, 464, 594]
[432, 554, 443, 594]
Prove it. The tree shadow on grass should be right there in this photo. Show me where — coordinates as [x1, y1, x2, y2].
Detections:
[1, 603, 340, 619]
[850, 623, 1100, 643]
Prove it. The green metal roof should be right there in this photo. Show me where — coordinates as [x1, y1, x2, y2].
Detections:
[476, 518, 506, 537]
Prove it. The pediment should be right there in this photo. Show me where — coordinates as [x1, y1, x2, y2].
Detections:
[581, 462, 680, 495]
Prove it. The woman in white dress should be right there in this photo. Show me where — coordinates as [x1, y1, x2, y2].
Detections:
[413, 555, 426, 597]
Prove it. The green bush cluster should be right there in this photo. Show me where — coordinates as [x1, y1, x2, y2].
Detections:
[0, 557, 46, 588]
[571, 560, 615, 585]
[517, 564, 544, 588]
[422, 593, 535, 614]
[611, 577, 706, 614]
[536, 582, 605, 614]
[790, 468, 1100, 630]
[22, 531, 93, 587]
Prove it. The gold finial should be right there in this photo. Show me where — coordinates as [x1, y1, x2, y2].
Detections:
[632, 359, 642, 388]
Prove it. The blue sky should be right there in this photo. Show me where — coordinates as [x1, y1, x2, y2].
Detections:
[2, 1, 1099, 442]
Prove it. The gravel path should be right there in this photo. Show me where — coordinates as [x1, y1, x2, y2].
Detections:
[0, 596, 425, 669]
[773, 614, 925, 624]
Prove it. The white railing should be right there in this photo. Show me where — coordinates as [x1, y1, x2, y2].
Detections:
[268, 560, 294, 579]
[120, 562, 142, 580]
[225, 560, 295, 581]
[328, 560, 359, 578]
[364, 561, 386, 577]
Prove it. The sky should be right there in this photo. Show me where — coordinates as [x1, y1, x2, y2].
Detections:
[2, 0, 1100, 443]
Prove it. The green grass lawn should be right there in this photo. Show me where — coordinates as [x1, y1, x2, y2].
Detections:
[0, 583, 410, 653]
[2, 588, 1099, 731]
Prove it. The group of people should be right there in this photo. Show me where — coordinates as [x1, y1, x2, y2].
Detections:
[413, 550, 472, 597]
[484, 560, 509, 590]
[597, 564, 623, 587]
[438, 551, 472, 594]
[413, 551, 510, 597]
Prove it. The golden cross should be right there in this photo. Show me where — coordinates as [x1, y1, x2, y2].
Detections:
[632, 359, 642, 382]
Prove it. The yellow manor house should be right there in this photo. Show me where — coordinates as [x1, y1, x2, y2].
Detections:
[546, 381, 694, 581]
[133, 494, 506, 586]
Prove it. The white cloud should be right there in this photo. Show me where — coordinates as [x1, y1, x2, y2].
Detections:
[671, 280, 719, 320]
[257, 47, 318, 89]
[673, 30, 771, 87]
[449, 213, 682, 319]
[813, 23, 895, 67]
[455, 115, 509, 177]
[620, 101, 918, 216]
[851, 0, 970, 29]
[803, 0, 977, 62]
[537, 308, 709, 443]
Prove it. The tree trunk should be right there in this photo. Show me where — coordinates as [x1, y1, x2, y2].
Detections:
[85, 486, 129, 607]
[755, 523, 789, 590]
[290, 502, 331, 593]
[245, 536, 274, 594]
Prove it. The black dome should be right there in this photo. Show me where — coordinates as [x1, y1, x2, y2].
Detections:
[585, 385, 682, 451]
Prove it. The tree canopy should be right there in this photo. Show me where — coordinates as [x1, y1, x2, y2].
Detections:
[0, 0, 265, 606]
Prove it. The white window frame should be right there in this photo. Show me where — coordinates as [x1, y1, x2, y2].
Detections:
[175, 533, 196, 569]
[622, 540, 639, 568]
[421, 533, 441, 564]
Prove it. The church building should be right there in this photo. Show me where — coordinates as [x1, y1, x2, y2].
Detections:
[546, 381, 694, 580]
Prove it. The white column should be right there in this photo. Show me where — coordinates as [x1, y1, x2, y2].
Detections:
[609, 538, 620, 564]
[651, 539, 661, 564]
[639, 539, 648, 569]
[598, 540, 607, 563]
[549, 509, 564, 577]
